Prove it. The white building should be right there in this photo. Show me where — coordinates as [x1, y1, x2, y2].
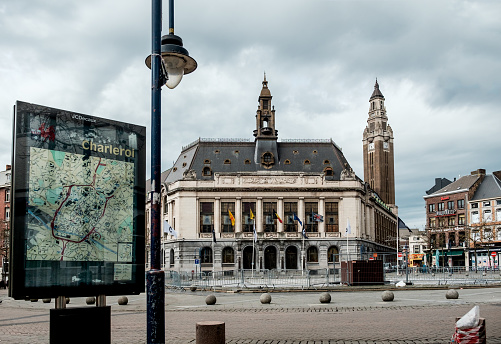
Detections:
[146, 78, 398, 273]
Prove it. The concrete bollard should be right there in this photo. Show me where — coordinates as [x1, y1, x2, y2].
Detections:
[205, 295, 217, 305]
[118, 296, 128, 305]
[446, 289, 459, 299]
[190, 285, 197, 292]
[260, 293, 271, 304]
[42, 298, 51, 303]
[196, 321, 225, 344]
[86, 297, 96, 305]
[382, 290, 394, 302]
[319, 292, 331, 303]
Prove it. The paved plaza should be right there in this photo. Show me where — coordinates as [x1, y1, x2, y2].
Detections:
[0, 286, 500, 343]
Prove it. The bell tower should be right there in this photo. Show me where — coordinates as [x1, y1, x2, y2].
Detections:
[253, 74, 279, 168]
[362, 80, 395, 205]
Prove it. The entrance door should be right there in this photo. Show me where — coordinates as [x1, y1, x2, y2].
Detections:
[285, 246, 298, 270]
[243, 246, 257, 270]
[264, 246, 277, 270]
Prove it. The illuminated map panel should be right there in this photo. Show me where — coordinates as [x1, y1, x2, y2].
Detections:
[10, 101, 145, 299]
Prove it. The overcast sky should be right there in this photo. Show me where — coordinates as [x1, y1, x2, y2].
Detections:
[1, 0, 500, 230]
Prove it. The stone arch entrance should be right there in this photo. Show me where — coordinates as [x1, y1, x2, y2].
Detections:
[242, 246, 257, 270]
[264, 245, 277, 270]
[285, 246, 298, 270]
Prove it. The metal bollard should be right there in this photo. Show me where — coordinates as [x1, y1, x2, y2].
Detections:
[196, 321, 225, 344]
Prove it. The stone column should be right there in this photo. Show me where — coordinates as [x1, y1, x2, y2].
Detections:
[298, 197, 305, 234]
[277, 197, 284, 232]
[256, 197, 263, 233]
[318, 197, 325, 234]
[214, 197, 221, 237]
[235, 197, 242, 233]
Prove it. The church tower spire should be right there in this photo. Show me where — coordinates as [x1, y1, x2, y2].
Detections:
[253, 74, 278, 168]
[363, 80, 395, 205]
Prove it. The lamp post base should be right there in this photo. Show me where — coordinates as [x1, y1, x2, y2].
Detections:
[147, 269, 165, 344]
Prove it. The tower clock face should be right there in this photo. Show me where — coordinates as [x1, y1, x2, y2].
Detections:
[368, 142, 375, 150]
[383, 142, 389, 149]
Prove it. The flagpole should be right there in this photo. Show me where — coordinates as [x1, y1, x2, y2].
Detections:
[301, 229, 305, 276]
[252, 219, 255, 278]
[211, 232, 215, 291]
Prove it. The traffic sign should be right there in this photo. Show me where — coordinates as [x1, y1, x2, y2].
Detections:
[491, 252, 497, 258]
[195, 259, 200, 264]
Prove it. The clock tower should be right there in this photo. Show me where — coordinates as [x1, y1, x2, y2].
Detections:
[363, 80, 395, 205]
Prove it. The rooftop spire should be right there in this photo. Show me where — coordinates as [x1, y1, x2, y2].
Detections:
[370, 78, 384, 100]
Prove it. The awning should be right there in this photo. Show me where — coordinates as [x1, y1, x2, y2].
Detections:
[437, 250, 463, 256]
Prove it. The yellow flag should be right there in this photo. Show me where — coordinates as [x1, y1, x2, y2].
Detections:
[250, 208, 255, 220]
[229, 210, 235, 226]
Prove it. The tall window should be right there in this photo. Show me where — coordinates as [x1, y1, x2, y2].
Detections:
[457, 199, 465, 209]
[447, 201, 454, 209]
[325, 202, 339, 232]
[5, 207, 9, 221]
[483, 210, 492, 222]
[448, 217, 455, 226]
[200, 202, 214, 233]
[458, 214, 465, 225]
[200, 247, 212, 264]
[263, 202, 277, 232]
[327, 246, 339, 262]
[496, 209, 501, 222]
[438, 218, 446, 227]
[429, 217, 436, 228]
[305, 202, 318, 232]
[5, 190, 9, 203]
[438, 203, 445, 211]
[242, 202, 256, 232]
[471, 211, 479, 224]
[222, 247, 234, 264]
[428, 204, 436, 213]
[306, 246, 318, 263]
[221, 202, 235, 233]
[284, 202, 297, 232]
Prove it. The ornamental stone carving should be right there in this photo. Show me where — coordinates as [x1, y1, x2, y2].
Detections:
[340, 164, 356, 181]
[183, 169, 196, 180]
[243, 176, 297, 184]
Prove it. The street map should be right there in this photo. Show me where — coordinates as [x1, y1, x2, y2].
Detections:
[27, 147, 134, 262]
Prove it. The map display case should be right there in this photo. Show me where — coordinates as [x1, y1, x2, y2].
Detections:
[9, 101, 146, 299]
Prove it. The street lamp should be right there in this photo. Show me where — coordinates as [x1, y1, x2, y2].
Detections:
[145, 0, 196, 343]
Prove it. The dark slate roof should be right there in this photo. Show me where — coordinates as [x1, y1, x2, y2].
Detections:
[163, 138, 351, 184]
[471, 174, 501, 200]
[425, 174, 479, 197]
[370, 80, 384, 100]
[426, 177, 453, 195]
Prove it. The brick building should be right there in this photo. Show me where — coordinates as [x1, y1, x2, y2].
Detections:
[0, 165, 11, 279]
[423, 169, 488, 268]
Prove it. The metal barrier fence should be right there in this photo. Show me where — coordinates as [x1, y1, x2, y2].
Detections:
[164, 266, 501, 289]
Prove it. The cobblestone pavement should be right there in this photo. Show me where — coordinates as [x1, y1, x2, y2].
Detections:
[1, 287, 500, 343]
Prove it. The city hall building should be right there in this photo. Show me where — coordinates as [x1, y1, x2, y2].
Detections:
[146, 77, 398, 273]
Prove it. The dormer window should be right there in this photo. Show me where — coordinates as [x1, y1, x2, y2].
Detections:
[304, 160, 311, 165]
[324, 167, 334, 177]
[202, 166, 212, 176]
[323, 160, 330, 165]
[261, 152, 274, 168]
[284, 159, 291, 165]
[244, 159, 251, 165]
[204, 159, 211, 164]
[224, 159, 231, 165]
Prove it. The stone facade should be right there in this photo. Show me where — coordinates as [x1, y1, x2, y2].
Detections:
[0, 165, 11, 276]
[146, 78, 398, 273]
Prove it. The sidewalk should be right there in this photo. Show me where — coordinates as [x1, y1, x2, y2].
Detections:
[1, 287, 500, 343]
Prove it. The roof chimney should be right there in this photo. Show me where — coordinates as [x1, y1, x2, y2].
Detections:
[471, 169, 486, 176]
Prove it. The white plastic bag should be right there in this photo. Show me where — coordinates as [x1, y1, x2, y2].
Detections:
[395, 280, 406, 287]
[456, 305, 479, 329]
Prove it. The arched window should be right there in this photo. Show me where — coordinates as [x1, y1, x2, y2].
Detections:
[327, 246, 339, 262]
[200, 247, 212, 264]
[324, 167, 334, 177]
[304, 159, 311, 165]
[284, 159, 291, 165]
[261, 152, 274, 168]
[307, 246, 318, 263]
[224, 159, 231, 165]
[202, 166, 212, 176]
[244, 159, 251, 165]
[222, 247, 234, 264]
[323, 160, 330, 165]
[204, 159, 211, 164]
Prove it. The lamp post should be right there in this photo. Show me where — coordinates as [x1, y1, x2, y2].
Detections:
[146, 0, 196, 343]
